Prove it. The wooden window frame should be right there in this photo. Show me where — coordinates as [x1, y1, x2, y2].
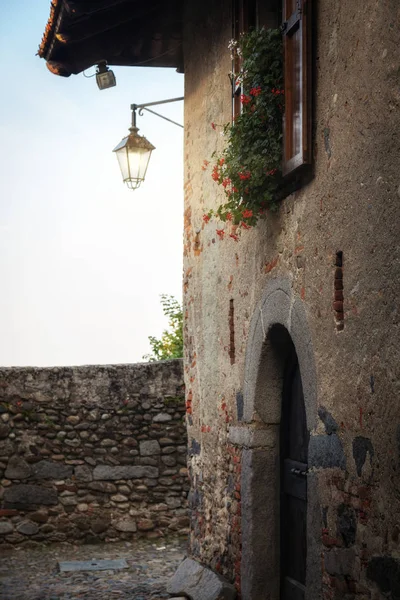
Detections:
[282, 0, 312, 176]
[232, 0, 312, 179]
[232, 0, 256, 119]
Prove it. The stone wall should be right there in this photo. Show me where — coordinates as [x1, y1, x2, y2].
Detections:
[182, 0, 400, 597]
[0, 360, 189, 546]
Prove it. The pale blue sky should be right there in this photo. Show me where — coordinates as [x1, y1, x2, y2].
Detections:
[0, 1, 184, 366]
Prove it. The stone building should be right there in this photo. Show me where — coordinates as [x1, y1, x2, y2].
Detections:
[38, 1, 400, 598]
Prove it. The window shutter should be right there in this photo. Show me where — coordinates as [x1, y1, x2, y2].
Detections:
[232, 0, 257, 119]
[282, 0, 312, 175]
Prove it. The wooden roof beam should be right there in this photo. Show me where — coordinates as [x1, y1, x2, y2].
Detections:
[56, 3, 148, 44]
[63, 0, 137, 17]
[48, 16, 182, 75]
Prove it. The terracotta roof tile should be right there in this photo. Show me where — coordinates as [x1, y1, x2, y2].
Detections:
[38, 0, 60, 59]
[38, 0, 184, 76]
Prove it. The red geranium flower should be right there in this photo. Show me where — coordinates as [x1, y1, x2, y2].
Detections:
[240, 94, 251, 105]
[250, 86, 262, 96]
[242, 209, 253, 219]
[203, 214, 211, 223]
[216, 229, 225, 240]
[230, 233, 239, 242]
[211, 165, 219, 181]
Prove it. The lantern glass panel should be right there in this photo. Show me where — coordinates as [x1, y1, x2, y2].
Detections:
[113, 130, 155, 189]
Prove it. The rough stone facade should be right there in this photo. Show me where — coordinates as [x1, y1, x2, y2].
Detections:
[182, 1, 400, 598]
[0, 360, 189, 546]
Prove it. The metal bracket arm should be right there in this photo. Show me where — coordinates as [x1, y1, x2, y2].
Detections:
[130, 97, 184, 129]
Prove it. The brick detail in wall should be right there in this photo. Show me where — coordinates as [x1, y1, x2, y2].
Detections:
[334, 251, 344, 331]
[229, 299, 235, 365]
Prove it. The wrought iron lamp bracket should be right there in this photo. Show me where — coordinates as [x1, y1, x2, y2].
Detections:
[130, 97, 184, 129]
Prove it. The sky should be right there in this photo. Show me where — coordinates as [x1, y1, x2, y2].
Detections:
[0, 1, 184, 367]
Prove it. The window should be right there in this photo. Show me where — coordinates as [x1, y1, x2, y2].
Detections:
[232, 0, 312, 177]
[282, 0, 312, 175]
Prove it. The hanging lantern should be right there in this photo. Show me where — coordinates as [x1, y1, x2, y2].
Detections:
[113, 122, 155, 190]
[113, 98, 183, 190]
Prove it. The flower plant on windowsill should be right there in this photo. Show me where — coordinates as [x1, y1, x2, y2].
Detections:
[203, 28, 284, 240]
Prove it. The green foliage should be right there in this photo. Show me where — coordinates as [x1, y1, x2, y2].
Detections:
[205, 28, 284, 233]
[143, 295, 183, 362]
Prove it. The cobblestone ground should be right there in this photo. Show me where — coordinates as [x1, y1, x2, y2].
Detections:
[0, 537, 187, 600]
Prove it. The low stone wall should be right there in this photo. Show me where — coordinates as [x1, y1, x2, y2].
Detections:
[0, 360, 188, 546]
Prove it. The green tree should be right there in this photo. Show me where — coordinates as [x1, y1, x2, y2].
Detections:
[143, 295, 183, 361]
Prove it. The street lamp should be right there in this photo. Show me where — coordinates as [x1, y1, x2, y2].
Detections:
[113, 97, 183, 190]
[113, 110, 155, 190]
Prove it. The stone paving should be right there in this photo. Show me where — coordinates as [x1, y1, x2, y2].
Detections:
[0, 536, 188, 600]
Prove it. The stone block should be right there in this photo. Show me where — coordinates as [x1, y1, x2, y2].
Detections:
[4, 484, 58, 506]
[111, 494, 129, 502]
[162, 455, 177, 466]
[29, 510, 49, 524]
[32, 461, 73, 480]
[137, 519, 154, 531]
[5, 456, 32, 480]
[140, 440, 161, 456]
[91, 518, 111, 534]
[93, 465, 158, 480]
[74, 465, 93, 482]
[0, 521, 14, 535]
[66, 415, 80, 425]
[228, 425, 277, 448]
[0, 440, 15, 456]
[166, 497, 182, 509]
[16, 520, 39, 535]
[0, 424, 10, 439]
[324, 548, 357, 577]
[167, 558, 237, 600]
[113, 519, 137, 533]
[153, 413, 172, 423]
[5, 533, 24, 544]
[318, 406, 338, 435]
[88, 481, 117, 493]
[308, 434, 346, 469]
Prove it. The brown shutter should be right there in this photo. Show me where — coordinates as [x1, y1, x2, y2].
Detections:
[282, 0, 312, 175]
[232, 0, 257, 119]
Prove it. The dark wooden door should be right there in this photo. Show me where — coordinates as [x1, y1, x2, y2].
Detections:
[280, 350, 309, 600]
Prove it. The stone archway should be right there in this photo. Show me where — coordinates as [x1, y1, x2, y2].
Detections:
[228, 277, 321, 600]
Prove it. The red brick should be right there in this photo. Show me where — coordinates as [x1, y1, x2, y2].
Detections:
[358, 486, 371, 500]
[264, 256, 278, 274]
[322, 534, 341, 548]
[0, 509, 18, 517]
[334, 279, 343, 290]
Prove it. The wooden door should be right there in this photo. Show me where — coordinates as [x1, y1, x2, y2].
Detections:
[280, 349, 309, 600]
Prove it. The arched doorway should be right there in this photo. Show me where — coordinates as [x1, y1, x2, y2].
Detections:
[279, 326, 309, 599]
[231, 278, 320, 600]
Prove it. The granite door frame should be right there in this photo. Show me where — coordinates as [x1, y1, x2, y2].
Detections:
[229, 277, 321, 600]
